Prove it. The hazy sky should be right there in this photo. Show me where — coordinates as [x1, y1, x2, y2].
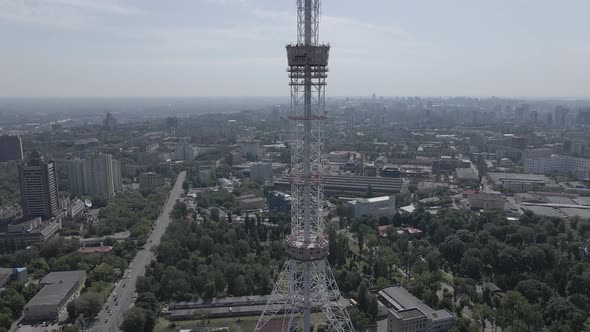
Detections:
[1, 0, 589, 98]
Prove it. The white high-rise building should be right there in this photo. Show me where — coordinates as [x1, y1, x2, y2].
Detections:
[174, 140, 195, 161]
[67, 154, 122, 196]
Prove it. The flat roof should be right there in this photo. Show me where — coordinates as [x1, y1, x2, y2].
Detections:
[545, 196, 576, 205]
[27, 282, 75, 307]
[26, 271, 85, 307]
[489, 172, 550, 183]
[524, 206, 563, 218]
[560, 208, 590, 220]
[455, 168, 478, 180]
[379, 286, 453, 322]
[573, 197, 590, 206]
[356, 196, 392, 204]
[399, 308, 426, 319]
[240, 197, 265, 203]
[40, 271, 85, 285]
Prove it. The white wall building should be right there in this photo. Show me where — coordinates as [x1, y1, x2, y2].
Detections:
[174, 140, 195, 161]
[348, 195, 396, 219]
[524, 155, 590, 180]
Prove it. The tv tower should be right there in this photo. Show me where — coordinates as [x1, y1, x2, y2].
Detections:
[255, 0, 355, 331]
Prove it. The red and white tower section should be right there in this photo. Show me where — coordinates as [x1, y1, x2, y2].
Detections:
[255, 0, 355, 331]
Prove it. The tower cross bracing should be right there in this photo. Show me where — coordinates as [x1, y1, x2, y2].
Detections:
[255, 0, 355, 331]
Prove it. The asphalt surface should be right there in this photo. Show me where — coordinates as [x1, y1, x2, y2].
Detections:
[89, 171, 186, 332]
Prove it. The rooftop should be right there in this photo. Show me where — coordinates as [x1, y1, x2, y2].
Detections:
[379, 286, 453, 322]
[455, 168, 478, 180]
[40, 270, 85, 285]
[27, 271, 85, 307]
[355, 196, 392, 204]
[489, 172, 550, 183]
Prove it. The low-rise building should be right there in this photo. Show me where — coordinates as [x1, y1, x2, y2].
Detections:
[454, 168, 479, 187]
[0, 217, 61, 249]
[488, 172, 553, 192]
[238, 197, 266, 210]
[347, 195, 396, 219]
[267, 191, 293, 216]
[67, 199, 85, 219]
[24, 271, 86, 321]
[524, 155, 590, 180]
[379, 286, 454, 332]
[466, 191, 506, 210]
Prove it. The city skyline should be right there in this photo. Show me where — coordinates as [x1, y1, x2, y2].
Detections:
[1, 0, 590, 98]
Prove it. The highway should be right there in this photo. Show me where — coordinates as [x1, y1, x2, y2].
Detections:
[89, 171, 186, 332]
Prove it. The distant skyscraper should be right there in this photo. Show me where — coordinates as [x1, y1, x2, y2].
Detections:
[165, 116, 178, 136]
[67, 158, 86, 194]
[174, 140, 195, 161]
[67, 154, 122, 196]
[0, 135, 23, 162]
[18, 151, 59, 220]
[554, 106, 569, 128]
[103, 112, 117, 130]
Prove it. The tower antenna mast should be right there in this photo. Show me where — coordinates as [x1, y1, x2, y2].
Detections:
[255, 0, 355, 331]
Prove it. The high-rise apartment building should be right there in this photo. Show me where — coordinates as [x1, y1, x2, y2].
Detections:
[250, 162, 272, 184]
[174, 140, 195, 161]
[18, 151, 59, 220]
[0, 135, 23, 162]
[67, 154, 122, 196]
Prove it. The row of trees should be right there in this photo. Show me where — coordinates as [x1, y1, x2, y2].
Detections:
[144, 215, 286, 302]
[93, 187, 169, 240]
[0, 282, 38, 331]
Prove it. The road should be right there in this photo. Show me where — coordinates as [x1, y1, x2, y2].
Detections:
[89, 171, 186, 332]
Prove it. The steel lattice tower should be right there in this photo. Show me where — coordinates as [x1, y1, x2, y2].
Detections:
[255, 1, 355, 331]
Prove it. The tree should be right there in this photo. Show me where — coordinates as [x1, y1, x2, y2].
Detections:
[459, 253, 482, 280]
[120, 307, 146, 332]
[3, 289, 25, 317]
[357, 281, 369, 313]
[348, 307, 369, 332]
[136, 292, 158, 313]
[367, 295, 379, 321]
[92, 263, 115, 282]
[515, 279, 553, 304]
[498, 291, 543, 331]
[67, 301, 78, 319]
[0, 313, 12, 331]
[59, 325, 80, 332]
[357, 231, 364, 253]
[473, 304, 493, 332]
[335, 203, 351, 228]
[75, 292, 103, 318]
[210, 207, 219, 222]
